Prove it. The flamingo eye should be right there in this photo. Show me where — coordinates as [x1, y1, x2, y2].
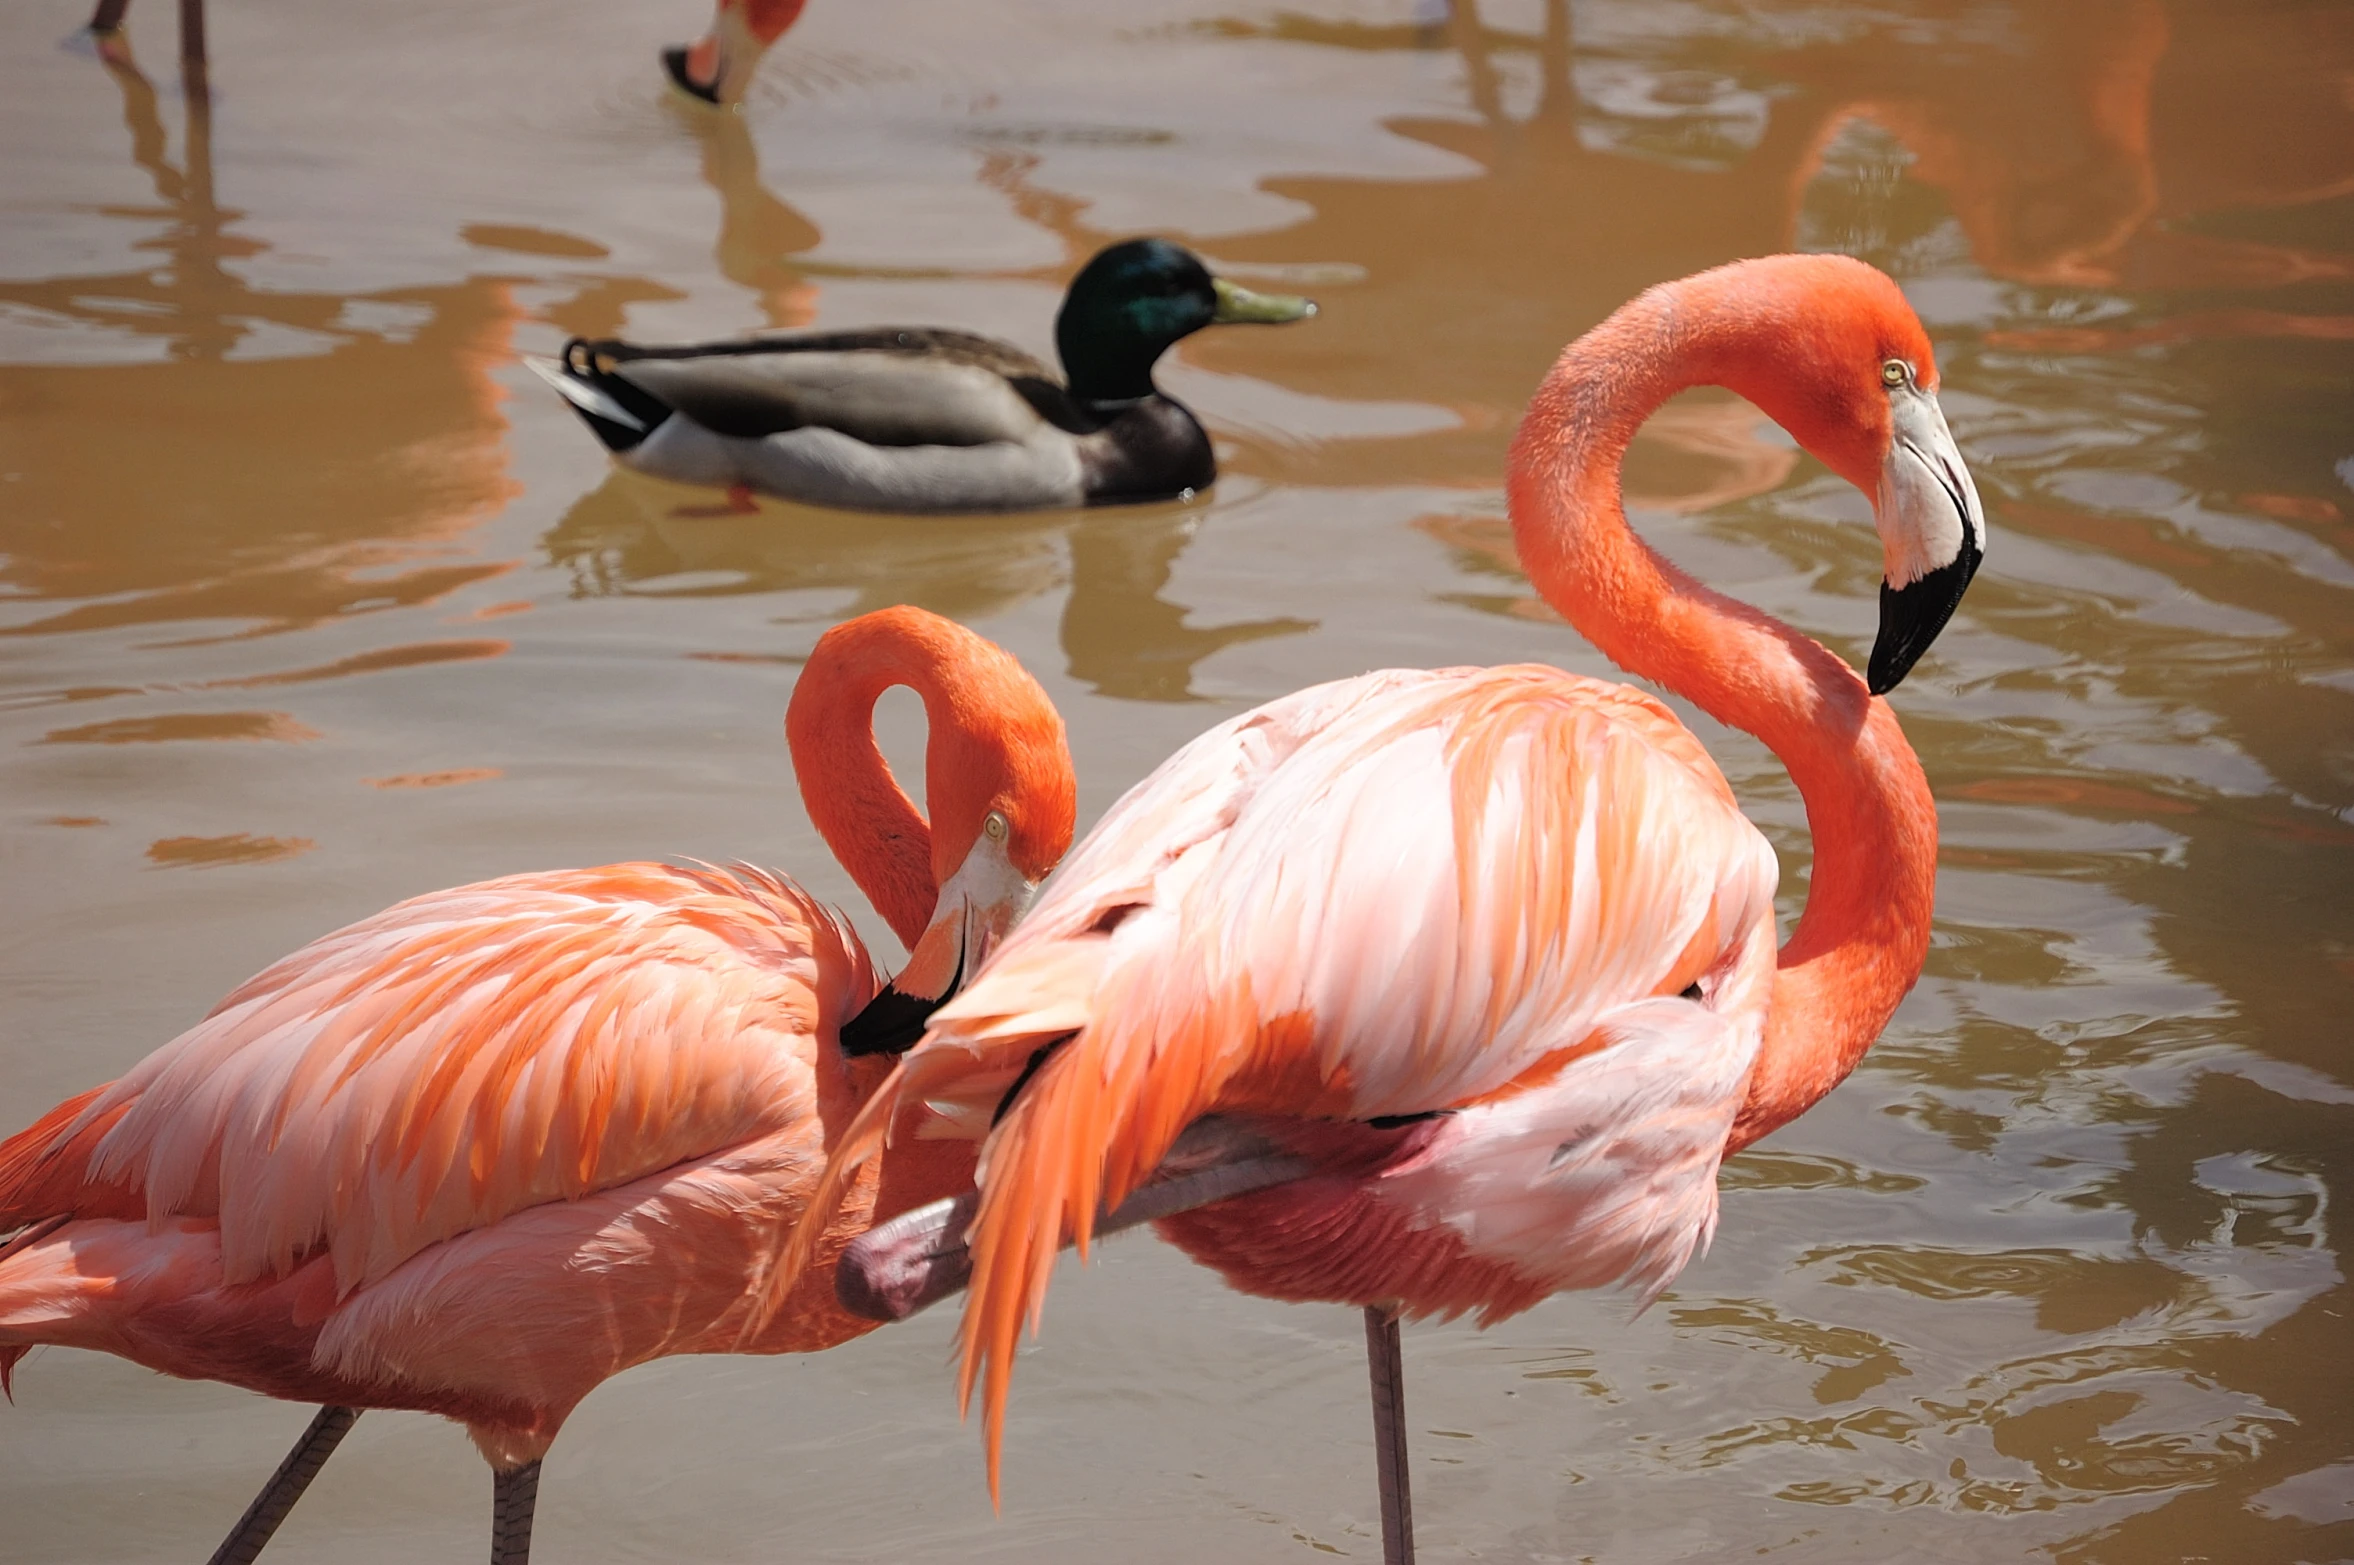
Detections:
[984, 811, 1010, 842]
[1880, 359, 1910, 388]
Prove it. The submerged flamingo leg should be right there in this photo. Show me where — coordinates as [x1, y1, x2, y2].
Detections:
[1364, 1306, 1416, 1565]
[204, 1405, 362, 1565]
[491, 1459, 542, 1565]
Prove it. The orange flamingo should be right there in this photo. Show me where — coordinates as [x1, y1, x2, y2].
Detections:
[663, 0, 810, 106]
[792, 254, 1987, 1561]
[0, 606, 1074, 1564]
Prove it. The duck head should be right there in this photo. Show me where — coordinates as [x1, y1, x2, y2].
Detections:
[1055, 238, 1316, 407]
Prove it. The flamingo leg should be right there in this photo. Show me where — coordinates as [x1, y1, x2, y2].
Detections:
[1363, 1306, 1416, 1565]
[203, 1405, 362, 1565]
[491, 1459, 542, 1565]
[87, 0, 130, 32]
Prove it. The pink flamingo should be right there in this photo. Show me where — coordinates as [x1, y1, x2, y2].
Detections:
[0, 606, 1074, 1564]
[663, 0, 810, 106]
[791, 254, 1987, 1561]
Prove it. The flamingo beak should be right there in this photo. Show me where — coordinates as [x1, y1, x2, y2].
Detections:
[838, 835, 1036, 1058]
[1869, 385, 1986, 694]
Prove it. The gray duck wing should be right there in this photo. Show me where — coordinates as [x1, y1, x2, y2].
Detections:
[610, 332, 1064, 447]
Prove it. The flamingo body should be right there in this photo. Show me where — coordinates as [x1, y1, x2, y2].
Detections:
[0, 605, 1076, 1549]
[0, 863, 947, 1459]
[784, 256, 1984, 1514]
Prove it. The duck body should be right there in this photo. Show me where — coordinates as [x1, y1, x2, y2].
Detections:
[533, 240, 1313, 515]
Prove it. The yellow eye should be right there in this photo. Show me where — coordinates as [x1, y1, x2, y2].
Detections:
[1881, 359, 1909, 387]
[984, 811, 1010, 842]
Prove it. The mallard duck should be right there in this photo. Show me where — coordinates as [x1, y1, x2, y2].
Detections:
[529, 239, 1316, 515]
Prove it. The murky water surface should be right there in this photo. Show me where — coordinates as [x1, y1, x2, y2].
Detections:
[3, 0, 2350, 1559]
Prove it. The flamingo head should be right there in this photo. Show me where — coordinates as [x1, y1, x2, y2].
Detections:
[1703, 255, 1988, 694]
[837, 639, 1076, 1057]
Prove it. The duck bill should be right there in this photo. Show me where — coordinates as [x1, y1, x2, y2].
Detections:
[835, 1117, 1311, 1322]
[1211, 276, 1318, 326]
[837, 836, 1034, 1058]
[1869, 385, 1987, 695]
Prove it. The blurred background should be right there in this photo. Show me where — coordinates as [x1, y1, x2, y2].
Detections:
[1, 0, 2349, 1559]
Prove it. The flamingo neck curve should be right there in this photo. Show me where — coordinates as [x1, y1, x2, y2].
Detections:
[1506, 279, 1938, 1150]
[787, 617, 979, 953]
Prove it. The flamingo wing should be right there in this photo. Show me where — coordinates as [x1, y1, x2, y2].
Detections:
[1158, 986, 1770, 1327]
[2, 863, 872, 1298]
[930, 661, 1774, 1138]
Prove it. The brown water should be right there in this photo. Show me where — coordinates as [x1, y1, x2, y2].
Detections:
[3, 0, 2351, 1560]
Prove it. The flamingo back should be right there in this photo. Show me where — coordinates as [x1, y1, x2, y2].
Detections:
[1, 863, 873, 1299]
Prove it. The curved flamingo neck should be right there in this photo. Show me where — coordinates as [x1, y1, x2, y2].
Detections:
[1506, 283, 1937, 1150]
[787, 624, 966, 953]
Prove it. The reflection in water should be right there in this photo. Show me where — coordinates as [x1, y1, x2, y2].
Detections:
[1211, 0, 2354, 480]
[679, 101, 822, 329]
[544, 473, 1311, 701]
[544, 471, 1066, 624]
[0, 50, 524, 641]
[1775, 0, 2354, 289]
[1060, 510, 1310, 702]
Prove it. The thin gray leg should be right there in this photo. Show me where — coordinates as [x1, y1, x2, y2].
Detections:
[1364, 1306, 1416, 1565]
[205, 1405, 363, 1565]
[491, 1459, 541, 1565]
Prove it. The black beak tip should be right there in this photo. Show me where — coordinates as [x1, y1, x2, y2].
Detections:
[838, 976, 956, 1058]
[1867, 542, 1982, 698]
[661, 45, 722, 105]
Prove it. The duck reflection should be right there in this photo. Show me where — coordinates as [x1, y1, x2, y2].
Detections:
[0, 47, 530, 641]
[544, 472, 1309, 702]
[544, 472, 1063, 625]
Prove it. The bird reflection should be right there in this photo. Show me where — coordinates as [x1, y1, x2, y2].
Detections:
[1202, 0, 1833, 484]
[0, 44, 529, 641]
[544, 472, 1065, 627]
[1770, 0, 2354, 289]
[674, 101, 822, 329]
[544, 473, 1309, 704]
[1202, 0, 2352, 478]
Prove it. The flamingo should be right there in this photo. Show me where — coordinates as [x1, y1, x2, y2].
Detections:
[785, 254, 1987, 1561]
[0, 605, 1075, 1564]
[663, 0, 809, 106]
